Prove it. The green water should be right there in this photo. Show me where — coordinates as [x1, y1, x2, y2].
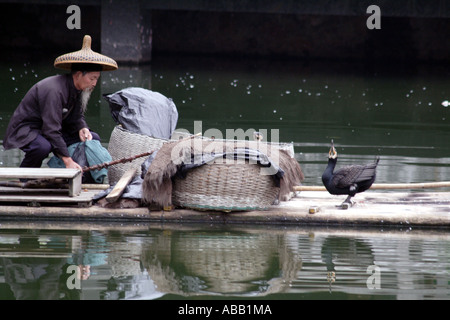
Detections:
[2, 56, 449, 185]
[0, 55, 449, 301]
[0, 223, 448, 300]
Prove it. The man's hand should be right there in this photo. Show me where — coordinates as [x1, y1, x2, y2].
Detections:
[62, 156, 82, 171]
[79, 128, 92, 142]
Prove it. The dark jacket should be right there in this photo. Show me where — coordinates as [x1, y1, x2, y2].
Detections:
[3, 74, 88, 158]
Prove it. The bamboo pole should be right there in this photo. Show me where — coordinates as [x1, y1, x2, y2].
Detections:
[82, 151, 154, 172]
[294, 181, 450, 192]
[82, 133, 202, 173]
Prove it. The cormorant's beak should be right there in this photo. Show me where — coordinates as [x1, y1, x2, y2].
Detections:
[328, 139, 337, 159]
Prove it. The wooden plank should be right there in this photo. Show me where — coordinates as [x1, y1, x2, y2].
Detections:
[0, 184, 109, 193]
[105, 167, 137, 203]
[0, 167, 82, 197]
[0, 167, 80, 179]
[0, 188, 97, 205]
[0, 253, 72, 258]
[0, 188, 69, 194]
[68, 170, 82, 197]
[82, 184, 110, 190]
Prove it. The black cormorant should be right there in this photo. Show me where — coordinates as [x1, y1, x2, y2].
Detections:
[322, 140, 380, 208]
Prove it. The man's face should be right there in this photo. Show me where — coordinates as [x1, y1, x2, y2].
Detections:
[73, 71, 100, 91]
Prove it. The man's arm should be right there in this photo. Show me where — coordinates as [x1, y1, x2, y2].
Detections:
[79, 127, 93, 142]
[61, 156, 82, 170]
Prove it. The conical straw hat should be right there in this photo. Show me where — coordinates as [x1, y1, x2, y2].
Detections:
[54, 35, 118, 71]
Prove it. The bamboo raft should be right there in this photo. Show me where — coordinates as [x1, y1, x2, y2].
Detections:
[295, 181, 450, 191]
[0, 180, 449, 228]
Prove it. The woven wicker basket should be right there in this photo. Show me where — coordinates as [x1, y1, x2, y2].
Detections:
[108, 126, 295, 210]
[107, 125, 168, 185]
[172, 158, 280, 211]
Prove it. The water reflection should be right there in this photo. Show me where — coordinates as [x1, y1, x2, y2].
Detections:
[139, 229, 301, 297]
[0, 223, 448, 300]
[0, 234, 69, 299]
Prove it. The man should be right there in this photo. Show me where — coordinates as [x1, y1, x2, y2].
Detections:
[3, 35, 117, 170]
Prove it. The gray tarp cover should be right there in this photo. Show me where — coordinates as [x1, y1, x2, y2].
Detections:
[104, 87, 178, 139]
[95, 88, 178, 201]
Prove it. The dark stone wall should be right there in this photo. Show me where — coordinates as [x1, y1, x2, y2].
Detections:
[101, 1, 152, 64]
[0, 3, 101, 60]
[1, 2, 449, 63]
[151, 10, 450, 62]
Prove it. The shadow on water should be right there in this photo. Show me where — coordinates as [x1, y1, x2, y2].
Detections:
[0, 221, 449, 300]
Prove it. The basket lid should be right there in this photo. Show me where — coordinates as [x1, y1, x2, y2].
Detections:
[54, 35, 118, 71]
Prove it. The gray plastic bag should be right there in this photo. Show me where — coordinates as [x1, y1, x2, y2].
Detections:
[104, 87, 178, 139]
